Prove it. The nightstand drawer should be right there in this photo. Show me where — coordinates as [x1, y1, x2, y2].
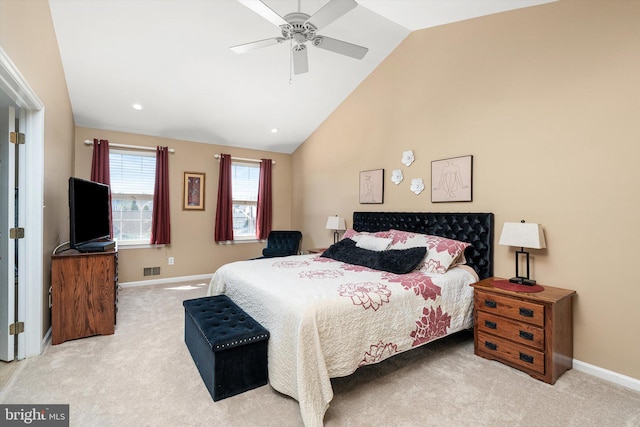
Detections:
[477, 331, 545, 375]
[475, 290, 544, 327]
[477, 311, 544, 351]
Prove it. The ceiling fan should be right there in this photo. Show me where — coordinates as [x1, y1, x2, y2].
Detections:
[231, 0, 368, 75]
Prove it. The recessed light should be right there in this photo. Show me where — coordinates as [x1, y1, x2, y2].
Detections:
[132, 103, 143, 110]
[270, 128, 279, 134]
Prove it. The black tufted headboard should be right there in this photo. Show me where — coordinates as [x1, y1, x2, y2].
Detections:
[352, 212, 494, 280]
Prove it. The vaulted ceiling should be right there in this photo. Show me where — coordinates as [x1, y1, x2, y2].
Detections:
[49, 0, 554, 153]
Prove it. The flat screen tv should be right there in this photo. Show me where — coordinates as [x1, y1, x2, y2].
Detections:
[69, 177, 113, 252]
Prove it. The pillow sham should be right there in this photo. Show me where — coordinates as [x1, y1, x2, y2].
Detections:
[342, 228, 360, 240]
[342, 228, 391, 241]
[355, 235, 393, 251]
[321, 238, 426, 275]
[387, 229, 470, 274]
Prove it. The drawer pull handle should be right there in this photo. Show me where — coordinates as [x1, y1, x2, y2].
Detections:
[519, 330, 534, 340]
[484, 341, 497, 351]
[519, 352, 534, 364]
[519, 308, 534, 317]
[484, 320, 497, 329]
[484, 299, 497, 308]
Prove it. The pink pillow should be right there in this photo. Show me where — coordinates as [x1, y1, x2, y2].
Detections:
[387, 229, 470, 274]
[342, 228, 360, 240]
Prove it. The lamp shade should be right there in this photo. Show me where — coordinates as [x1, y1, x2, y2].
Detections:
[325, 216, 346, 231]
[498, 222, 546, 249]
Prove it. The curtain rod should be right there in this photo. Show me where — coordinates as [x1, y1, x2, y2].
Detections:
[214, 154, 275, 165]
[83, 139, 175, 153]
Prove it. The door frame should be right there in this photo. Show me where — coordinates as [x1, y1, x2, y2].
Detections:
[0, 47, 45, 358]
[0, 106, 16, 361]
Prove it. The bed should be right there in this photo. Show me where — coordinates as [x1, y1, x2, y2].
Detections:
[208, 212, 494, 426]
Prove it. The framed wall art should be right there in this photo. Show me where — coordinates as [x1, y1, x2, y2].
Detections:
[183, 171, 205, 210]
[431, 155, 473, 202]
[359, 169, 384, 204]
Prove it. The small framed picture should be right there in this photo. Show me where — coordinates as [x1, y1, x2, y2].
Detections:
[431, 155, 473, 202]
[183, 172, 205, 210]
[359, 169, 384, 204]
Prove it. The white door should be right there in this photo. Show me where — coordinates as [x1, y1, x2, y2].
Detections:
[0, 47, 45, 359]
[0, 105, 17, 361]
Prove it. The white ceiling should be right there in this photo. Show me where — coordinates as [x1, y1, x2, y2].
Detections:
[48, 0, 554, 154]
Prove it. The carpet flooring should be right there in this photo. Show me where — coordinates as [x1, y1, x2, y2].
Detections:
[1, 281, 639, 426]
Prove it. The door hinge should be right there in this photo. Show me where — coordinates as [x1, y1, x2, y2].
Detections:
[9, 227, 25, 239]
[9, 322, 24, 335]
[10, 131, 25, 145]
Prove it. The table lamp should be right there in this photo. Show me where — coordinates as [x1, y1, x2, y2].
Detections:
[498, 220, 546, 285]
[325, 215, 346, 244]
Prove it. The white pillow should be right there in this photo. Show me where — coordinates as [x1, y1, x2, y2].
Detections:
[355, 235, 393, 252]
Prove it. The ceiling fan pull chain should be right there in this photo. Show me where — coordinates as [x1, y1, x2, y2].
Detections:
[289, 39, 294, 84]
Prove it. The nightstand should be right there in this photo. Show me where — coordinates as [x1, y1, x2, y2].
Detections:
[470, 277, 576, 384]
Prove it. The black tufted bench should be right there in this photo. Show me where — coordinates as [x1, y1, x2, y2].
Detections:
[183, 295, 269, 401]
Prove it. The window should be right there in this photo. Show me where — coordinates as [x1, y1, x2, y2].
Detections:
[231, 162, 260, 238]
[109, 150, 156, 244]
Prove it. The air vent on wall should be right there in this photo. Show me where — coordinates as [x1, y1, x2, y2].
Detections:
[143, 267, 160, 276]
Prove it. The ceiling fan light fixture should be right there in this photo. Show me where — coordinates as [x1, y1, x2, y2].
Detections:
[293, 32, 307, 44]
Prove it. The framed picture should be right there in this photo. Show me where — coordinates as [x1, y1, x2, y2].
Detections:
[359, 169, 384, 204]
[183, 172, 205, 210]
[431, 155, 473, 202]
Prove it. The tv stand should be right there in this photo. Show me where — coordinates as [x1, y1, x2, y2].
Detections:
[51, 248, 118, 345]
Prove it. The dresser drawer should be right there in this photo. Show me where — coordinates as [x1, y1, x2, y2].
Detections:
[475, 290, 544, 327]
[477, 331, 545, 374]
[477, 311, 544, 351]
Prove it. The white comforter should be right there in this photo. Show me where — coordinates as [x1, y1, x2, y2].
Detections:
[207, 254, 476, 426]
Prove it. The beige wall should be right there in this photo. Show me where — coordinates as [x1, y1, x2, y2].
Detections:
[0, 0, 75, 335]
[74, 127, 293, 283]
[292, 0, 640, 380]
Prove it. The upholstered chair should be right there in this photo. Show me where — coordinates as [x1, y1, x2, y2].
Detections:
[261, 230, 302, 258]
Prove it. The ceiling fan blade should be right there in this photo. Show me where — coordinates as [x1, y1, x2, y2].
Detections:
[306, 0, 357, 30]
[237, 0, 288, 27]
[230, 37, 285, 54]
[312, 36, 368, 59]
[292, 46, 309, 75]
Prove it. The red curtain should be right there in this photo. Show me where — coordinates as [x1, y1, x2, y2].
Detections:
[90, 139, 113, 238]
[256, 159, 273, 240]
[214, 154, 234, 242]
[151, 146, 171, 244]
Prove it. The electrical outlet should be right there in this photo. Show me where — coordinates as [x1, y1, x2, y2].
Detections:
[168, 257, 174, 265]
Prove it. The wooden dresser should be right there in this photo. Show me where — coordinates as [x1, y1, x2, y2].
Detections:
[471, 277, 576, 384]
[51, 249, 118, 345]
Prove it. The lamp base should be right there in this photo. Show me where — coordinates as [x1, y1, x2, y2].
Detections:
[509, 277, 537, 286]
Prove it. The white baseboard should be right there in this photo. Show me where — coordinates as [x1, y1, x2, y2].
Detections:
[119, 273, 214, 288]
[574, 359, 640, 393]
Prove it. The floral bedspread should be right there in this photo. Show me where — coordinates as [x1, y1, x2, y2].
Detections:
[207, 254, 476, 427]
